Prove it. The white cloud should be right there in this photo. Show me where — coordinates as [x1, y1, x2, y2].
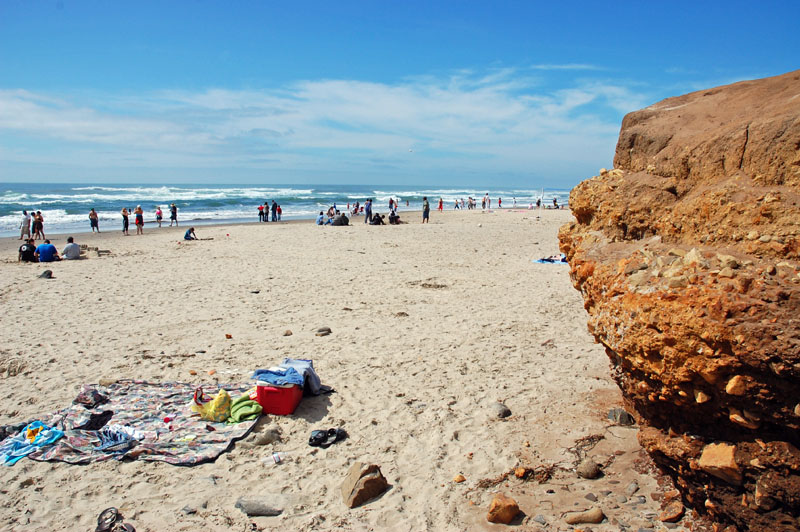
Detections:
[0, 69, 648, 183]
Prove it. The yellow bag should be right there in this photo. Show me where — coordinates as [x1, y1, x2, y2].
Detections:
[191, 387, 232, 422]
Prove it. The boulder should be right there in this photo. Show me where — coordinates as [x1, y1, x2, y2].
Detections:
[559, 69, 800, 531]
[340, 462, 389, 508]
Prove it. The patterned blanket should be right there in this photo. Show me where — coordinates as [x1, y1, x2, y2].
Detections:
[29, 380, 258, 466]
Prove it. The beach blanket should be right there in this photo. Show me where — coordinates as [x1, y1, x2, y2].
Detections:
[29, 380, 258, 466]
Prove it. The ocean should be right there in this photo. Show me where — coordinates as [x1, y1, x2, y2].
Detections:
[0, 183, 571, 237]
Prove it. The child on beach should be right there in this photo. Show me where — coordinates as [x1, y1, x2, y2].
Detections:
[155, 207, 163, 227]
[184, 227, 197, 240]
[170, 203, 178, 226]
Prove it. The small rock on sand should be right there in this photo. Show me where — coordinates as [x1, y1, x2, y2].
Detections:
[316, 326, 332, 337]
[283, 330, 292, 336]
[564, 506, 605, 525]
[234, 496, 283, 516]
[489, 402, 512, 419]
[576, 458, 601, 479]
[486, 493, 519, 524]
[659, 500, 685, 522]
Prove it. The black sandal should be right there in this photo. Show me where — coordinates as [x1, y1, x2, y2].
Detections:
[95, 508, 119, 532]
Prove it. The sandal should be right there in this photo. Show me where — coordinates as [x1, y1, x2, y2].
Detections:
[319, 428, 347, 448]
[308, 430, 328, 447]
[95, 508, 119, 532]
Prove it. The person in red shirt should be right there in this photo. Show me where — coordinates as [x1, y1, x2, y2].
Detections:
[277, 205, 282, 221]
[258, 204, 264, 222]
[438, 198, 443, 212]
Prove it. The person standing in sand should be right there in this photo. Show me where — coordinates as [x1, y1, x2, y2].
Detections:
[155, 207, 163, 228]
[134, 205, 144, 235]
[169, 203, 178, 226]
[438, 198, 443, 212]
[19, 210, 31, 240]
[422, 196, 430, 224]
[121, 207, 130, 235]
[89, 208, 100, 232]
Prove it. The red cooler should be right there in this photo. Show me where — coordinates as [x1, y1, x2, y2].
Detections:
[251, 384, 303, 415]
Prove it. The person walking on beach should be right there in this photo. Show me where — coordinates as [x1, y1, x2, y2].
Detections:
[422, 196, 430, 223]
[438, 198, 443, 212]
[89, 208, 100, 232]
[498, 198, 502, 209]
[364, 199, 372, 224]
[134, 205, 144, 235]
[121, 207, 130, 235]
[19, 210, 31, 240]
[270, 200, 278, 222]
[169, 203, 178, 226]
[155, 207, 163, 227]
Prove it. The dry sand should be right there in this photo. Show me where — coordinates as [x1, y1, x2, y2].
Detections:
[0, 209, 687, 531]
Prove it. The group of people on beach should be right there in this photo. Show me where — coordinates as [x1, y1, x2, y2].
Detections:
[83, 203, 180, 235]
[17, 210, 47, 241]
[18, 236, 81, 263]
[257, 201, 282, 222]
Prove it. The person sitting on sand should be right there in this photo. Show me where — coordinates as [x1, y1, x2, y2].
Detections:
[34, 239, 60, 262]
[389, 210, 402, 225]
[62, 236, 81, 260]
[316, 211, 325, 225]
[184, 227, 197, 240]
[18, 238, 37, 262]
[369, 213, 386, 225]
[331, 211, 349, 226]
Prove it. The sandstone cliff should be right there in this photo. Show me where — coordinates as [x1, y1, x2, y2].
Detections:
[559, 70, 800, 531]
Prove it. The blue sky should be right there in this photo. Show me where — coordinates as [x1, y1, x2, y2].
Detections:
[1, 1, 798, 188]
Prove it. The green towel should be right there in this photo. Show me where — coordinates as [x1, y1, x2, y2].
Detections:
[226, 393, 263, 424]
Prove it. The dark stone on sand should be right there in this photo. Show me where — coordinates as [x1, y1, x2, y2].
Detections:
[585, 492, 598, 502]
[315, 326, 332, 336]
[38, 270, 53, 279]
[489, 402, 512, 419]
[182, 505, 196, 515]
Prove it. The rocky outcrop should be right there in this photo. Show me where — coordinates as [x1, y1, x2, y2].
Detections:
[559, 70, 800, 531]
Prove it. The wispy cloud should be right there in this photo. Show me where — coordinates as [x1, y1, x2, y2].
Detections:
[0, 69, 649, 183]
[529, 64, 605, 71]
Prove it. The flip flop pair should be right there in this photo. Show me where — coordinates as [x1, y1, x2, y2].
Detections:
[308, 428, 347, 448]
[95, 507, 135, 532]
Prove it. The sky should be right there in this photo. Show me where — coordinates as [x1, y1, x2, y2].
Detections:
[0, 1, 798, 188]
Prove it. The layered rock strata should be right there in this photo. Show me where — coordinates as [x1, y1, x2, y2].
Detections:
[559, 70, 800, 531]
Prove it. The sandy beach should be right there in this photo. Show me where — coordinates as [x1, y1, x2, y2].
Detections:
[0, 209, 686, 531]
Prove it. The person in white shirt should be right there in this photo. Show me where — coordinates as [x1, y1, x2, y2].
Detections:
[62, 236, 82, 260]
[19, 210, 31, 240]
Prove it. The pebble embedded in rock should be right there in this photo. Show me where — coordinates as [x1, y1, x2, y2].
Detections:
[489, 402, 512, 418]
[532, 514, 547, 525]
[659, 500, 685, 522]
[576, 458, 601, 479]
[564, 506, 605, 525]
[585, 493, 598, 502]
[607, 407, 635, 426]
[625, 481, 639, 497]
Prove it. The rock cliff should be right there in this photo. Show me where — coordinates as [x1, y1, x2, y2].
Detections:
[559, 70, 800, 530]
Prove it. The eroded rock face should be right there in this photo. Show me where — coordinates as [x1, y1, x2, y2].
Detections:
[559, 70, 800, 531]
